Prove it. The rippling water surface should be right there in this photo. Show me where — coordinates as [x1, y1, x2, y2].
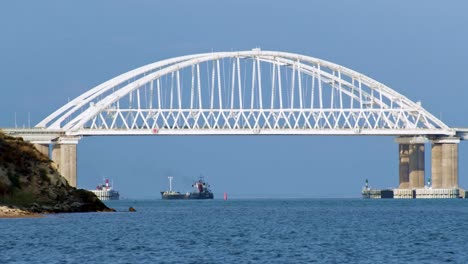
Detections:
[1, 199, 468, 263]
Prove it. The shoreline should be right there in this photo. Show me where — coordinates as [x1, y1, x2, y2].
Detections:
[0, 206, 41, 219]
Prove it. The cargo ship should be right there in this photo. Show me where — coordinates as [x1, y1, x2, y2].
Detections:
[90, 179, 120, 200]
[188, 177, 214, 199]
[160, 176, 187, 199]
[161, 176, 214, 200]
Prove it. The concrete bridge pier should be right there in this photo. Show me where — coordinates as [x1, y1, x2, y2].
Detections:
[409, 143, 425, 188]
[431, 143, 442, 188]
[395, 137, 461, 198]
[431, 138, 459, 189]
[398, 143, 410, 189]
[396, 137, 425, 189]
[51, 137, 80, 187]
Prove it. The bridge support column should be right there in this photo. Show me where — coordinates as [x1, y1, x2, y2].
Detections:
[396, 137, 426, 190]
[409, 144, 425, 188]
[431, 138, 459, 189]
[398, 143, 410, 189]
[51, 137, 80, 187]
[431, 144, 442, 188]
[33, 143, 49, 158]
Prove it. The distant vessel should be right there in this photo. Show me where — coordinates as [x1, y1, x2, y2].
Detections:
[160, 176, 188, 199]
[161, 176, 214, 200]
[188, 177, 214, 199]
[90, 179, 120, 200]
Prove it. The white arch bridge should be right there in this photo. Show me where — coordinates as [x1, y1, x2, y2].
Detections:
[4, 49, 468, 198]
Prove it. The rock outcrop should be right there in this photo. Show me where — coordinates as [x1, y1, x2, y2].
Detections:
[0, 131, 114, 213]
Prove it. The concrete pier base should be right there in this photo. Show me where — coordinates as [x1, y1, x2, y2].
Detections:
[395, 188, 461, 199]
[51, 137, 79, 187]
[368, 188, 466, 199]
[415, 188, 459, 199]
[459, 189, 468, 199]
[393, 189, 415, 199]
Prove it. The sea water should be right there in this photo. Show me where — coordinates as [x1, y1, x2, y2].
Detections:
[1, 199, 468, 263]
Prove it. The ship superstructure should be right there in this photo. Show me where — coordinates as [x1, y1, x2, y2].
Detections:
[188, 177, 214, 199]
[90, 179, 120, 200]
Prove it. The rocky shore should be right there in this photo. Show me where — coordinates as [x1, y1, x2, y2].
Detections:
[0, 205, 40, 218]
[0, 131, 114, 217]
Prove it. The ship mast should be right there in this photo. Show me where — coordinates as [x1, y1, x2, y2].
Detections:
[168, 176, 173, 192]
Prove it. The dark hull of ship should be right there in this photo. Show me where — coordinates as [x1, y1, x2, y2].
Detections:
[188, 192, 214, 199]
[160, 192, 187, 200]
[160, 192, 214, 200]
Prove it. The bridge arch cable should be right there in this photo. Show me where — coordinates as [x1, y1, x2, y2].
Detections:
[36, 50, 452, 136]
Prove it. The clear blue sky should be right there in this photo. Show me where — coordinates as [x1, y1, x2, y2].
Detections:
[1, 0, 468, 198]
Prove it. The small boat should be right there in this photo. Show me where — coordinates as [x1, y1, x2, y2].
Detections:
[161, 176, 214, 200]
[90, 179, 120, 200]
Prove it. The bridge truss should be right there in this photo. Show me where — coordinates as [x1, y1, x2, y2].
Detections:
[36, 49, 453, 137]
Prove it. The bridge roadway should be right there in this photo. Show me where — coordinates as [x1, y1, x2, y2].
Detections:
[3, 127, 468, 141]
[456, 128, 468, 140]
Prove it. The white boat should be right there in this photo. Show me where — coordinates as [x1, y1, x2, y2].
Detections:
[90, 179, 120, 200]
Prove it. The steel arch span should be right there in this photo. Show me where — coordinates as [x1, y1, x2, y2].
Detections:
[36, 49, 454, 137]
